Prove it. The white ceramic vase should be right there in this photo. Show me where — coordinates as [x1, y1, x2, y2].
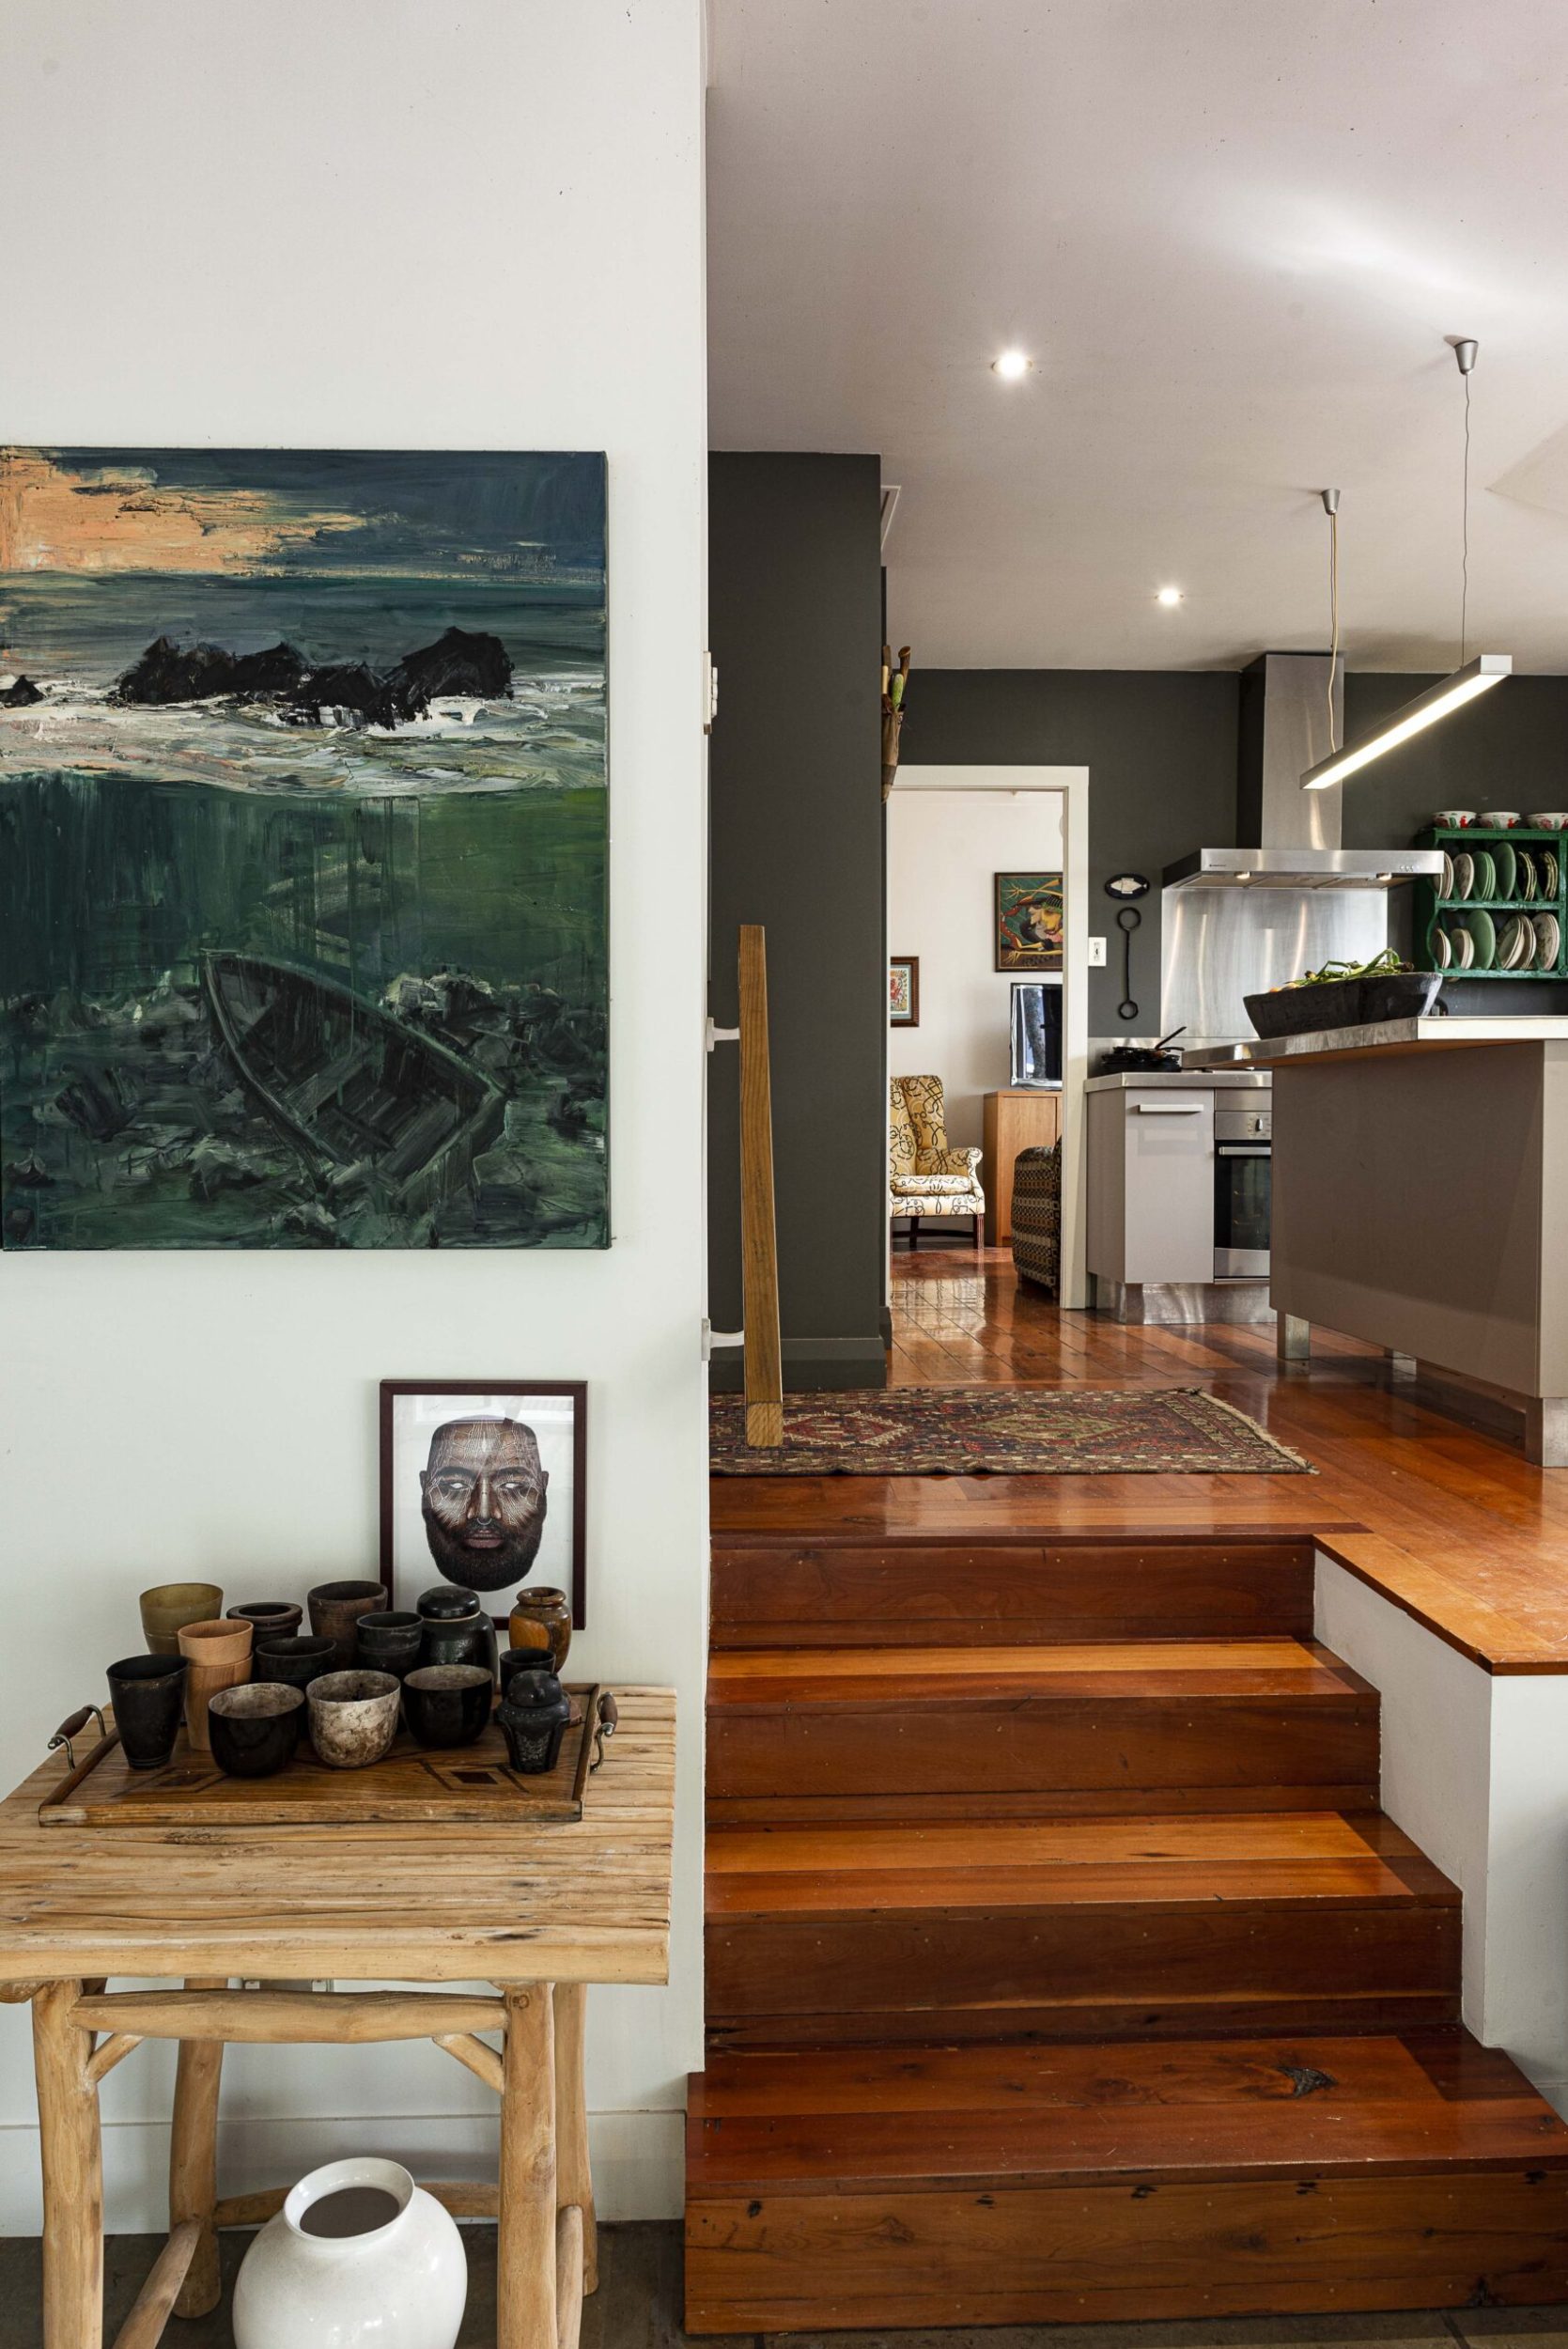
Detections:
[233, 2156, 467, 2349]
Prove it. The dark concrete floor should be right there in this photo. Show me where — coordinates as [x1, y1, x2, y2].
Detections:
[1, 2228, 1566, 2349]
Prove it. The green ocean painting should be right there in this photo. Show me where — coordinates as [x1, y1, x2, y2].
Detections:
[0, 449, 607, 1250]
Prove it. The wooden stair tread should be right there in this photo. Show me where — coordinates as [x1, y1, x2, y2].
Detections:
[688, 2029, 1568, 2190]
[706, 1811, 1456, 1915]
[708, 1637, 1370, 1707]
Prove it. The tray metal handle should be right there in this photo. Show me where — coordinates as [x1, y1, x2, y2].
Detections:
[590, 1690, 618, 1772]
[50, 1706, 107, 1772]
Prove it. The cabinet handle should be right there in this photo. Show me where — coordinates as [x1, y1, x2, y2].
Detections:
[1131, 1103, 1202, 1114]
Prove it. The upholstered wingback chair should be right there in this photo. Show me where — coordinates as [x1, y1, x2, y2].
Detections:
[889, 1074, 986, 1245]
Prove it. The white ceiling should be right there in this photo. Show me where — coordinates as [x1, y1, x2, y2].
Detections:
[706, 0, 1568, 672]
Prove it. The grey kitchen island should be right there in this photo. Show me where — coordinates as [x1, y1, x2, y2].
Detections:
[1192, 1018, 1568, 1465]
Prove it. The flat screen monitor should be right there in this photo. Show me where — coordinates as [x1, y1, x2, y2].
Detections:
[1010, 980, 1063, 1088]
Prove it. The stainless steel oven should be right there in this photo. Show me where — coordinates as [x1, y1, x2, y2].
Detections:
[1214, 1105, 1271, 1277]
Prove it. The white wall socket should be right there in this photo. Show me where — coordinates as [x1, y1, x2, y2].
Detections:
[1087, 936, 1108, 967]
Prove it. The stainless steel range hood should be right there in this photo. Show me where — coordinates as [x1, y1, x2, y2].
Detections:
[1157, 653, 1443, 1046]
[1162, 653, 1444, 894]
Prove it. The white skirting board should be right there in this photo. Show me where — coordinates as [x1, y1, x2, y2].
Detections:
[1315, 1551, 1568, 2113]
[0, 2106, 683, 2235]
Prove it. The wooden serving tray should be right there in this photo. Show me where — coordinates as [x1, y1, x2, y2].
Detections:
[39, 1686, 607, 1828]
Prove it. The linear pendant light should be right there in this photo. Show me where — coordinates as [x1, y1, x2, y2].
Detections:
[1301, 653, 1512, 789]
[1301, 336, 1511, 791]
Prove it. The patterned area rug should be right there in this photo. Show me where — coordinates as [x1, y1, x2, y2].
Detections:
[709, 1387, 1313, 1475]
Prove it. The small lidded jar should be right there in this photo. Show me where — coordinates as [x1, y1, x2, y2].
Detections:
[415, 1585, 499, 1684]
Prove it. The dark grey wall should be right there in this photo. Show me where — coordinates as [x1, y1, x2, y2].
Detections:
[908, 667, 1568, 1029]
[903, 671, 1238, 1032]
[708, 454, 887, 1391]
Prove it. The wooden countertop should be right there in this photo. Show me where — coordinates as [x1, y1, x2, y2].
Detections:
[0, 1687, 675, 1984]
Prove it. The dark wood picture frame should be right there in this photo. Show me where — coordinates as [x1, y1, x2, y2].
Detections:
[890, 954, 921, 1026]
[379, 1379, 587, 1628]
[995, 871, 1064, 972]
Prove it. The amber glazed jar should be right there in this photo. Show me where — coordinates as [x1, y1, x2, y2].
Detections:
[506, 1586, 571, 1672]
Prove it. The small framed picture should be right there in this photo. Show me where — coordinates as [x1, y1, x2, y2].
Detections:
[995, 872, 1063, 972]
[379, 1381, 586, 1626]
[889, 955, 920, 1025]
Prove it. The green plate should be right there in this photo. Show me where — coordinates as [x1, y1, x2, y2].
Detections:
[1473, 848, 1498, 899]
[1467, 908, 1497, 968]
[1495, 840, 1516, 898]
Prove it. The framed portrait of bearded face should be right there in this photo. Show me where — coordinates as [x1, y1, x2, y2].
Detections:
[379, 1381, 586, 1626]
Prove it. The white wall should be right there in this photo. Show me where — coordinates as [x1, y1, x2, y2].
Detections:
[888, 790, 1064, 1150]
[0, 0, 708, 2228]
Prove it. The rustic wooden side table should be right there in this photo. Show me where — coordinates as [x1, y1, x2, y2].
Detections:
[0, 1688, 675, 2349]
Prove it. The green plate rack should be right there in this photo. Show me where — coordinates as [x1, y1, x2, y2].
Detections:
[1413, 825, 1568, 979]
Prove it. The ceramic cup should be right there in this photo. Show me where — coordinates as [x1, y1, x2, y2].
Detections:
[307, 1671, 401, 1770]
[507, 1586, 571, 1673]
[179, 1617, 254, 1753]
[402, 1664, 494, 1750]
[139, 1581, 224, 1657]
[209, 1682, 304, 1780]
[307, 1581, 389, 1671]
[499, 1647, 559, 1702]
[227, 1601, 303, 1643]
[353, 1611, 425, 1681]
[106, 1653, 188, 1771]
[255, 1635, 338, 1693]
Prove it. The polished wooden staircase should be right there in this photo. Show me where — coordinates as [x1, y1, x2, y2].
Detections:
[687, 1533, 1568, 2331]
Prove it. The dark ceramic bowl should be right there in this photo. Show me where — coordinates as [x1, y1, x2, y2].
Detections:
[106, 1653, 188, 1772]
[354, 1611, 424, 1680]
[254, 1634, 338, 1692]
[208, 1681, 304, 1779]
[227, 1600, 303, 1641]
[402, 1664, 494, 1750]
[307, 1580, 388, 1670]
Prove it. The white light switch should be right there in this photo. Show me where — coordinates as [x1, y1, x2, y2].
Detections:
[1087, 935, 1108, 967]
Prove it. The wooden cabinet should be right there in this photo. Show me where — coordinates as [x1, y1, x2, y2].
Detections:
[982, 1090, 1063, 1245]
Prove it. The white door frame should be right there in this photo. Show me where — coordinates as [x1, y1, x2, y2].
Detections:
[890, 765, 1091, 1310]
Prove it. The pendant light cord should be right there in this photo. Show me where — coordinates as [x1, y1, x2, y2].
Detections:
[1461, 367, 1471, 667]
[1327, 503, 1339, 754]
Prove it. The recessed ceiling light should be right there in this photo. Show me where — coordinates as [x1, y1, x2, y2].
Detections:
[991, 350, 1032, 381]
[1156, 585, 1183, 607]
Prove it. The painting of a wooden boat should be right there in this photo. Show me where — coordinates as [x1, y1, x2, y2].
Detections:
[202, 953, 505, 1209]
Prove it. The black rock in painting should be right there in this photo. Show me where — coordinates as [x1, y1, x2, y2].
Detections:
[114, 637, 306, 706]
[393, 627, 513, 706]
[0, 675, 43, 708]
[285, 661, 407, 729]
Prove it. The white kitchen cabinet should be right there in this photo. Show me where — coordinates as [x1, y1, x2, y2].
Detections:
[1085, 1085, 1217, 1285]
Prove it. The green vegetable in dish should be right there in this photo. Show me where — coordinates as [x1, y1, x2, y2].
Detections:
[1271, 948, 1410, 991]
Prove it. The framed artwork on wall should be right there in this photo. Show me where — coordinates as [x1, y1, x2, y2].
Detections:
[0, 447, 608, 1252]
[379, 1380, 587, 1627]
[995, 872, 1064, 972]
[889, 955, 920, 1025]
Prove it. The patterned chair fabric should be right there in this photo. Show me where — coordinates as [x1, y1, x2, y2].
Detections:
[889, 1074, 986, 1225]
[1011, 1140, 1062, 1290]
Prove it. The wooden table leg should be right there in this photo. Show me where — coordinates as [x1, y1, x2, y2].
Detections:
[32, 1981, 102, 2349]
[552, 1983, 597, 2295]
[500, 1984, 558, 2349]
[169, 1976, 225, 2318]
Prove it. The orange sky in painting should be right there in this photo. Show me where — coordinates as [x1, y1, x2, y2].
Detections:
[0, 450, 364, 574]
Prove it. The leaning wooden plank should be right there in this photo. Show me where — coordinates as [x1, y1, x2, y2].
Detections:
[737, 926, 783, 1448]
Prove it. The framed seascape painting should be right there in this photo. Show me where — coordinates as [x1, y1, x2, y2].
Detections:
[995, 871, 1064, 972]
[889, 955, 920, 1026]
[380, 1381, 587, 1627]
[0, 448, 608, 1251]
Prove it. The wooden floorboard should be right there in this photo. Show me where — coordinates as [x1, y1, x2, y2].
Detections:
[711, 1243, 1568, 1668]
